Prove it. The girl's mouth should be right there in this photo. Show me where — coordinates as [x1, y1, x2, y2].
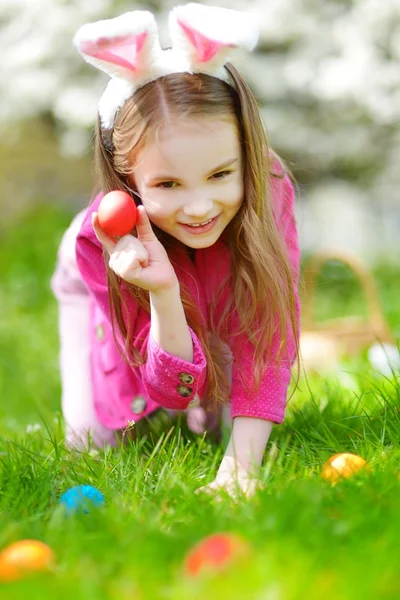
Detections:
[179, 215, 219, 235]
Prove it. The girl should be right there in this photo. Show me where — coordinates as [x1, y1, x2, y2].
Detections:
[51, 3, 300, 497]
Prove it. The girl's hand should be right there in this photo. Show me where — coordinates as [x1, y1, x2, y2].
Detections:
[196, 457, 263, 499]
[196, 473, 260, 499]
[92, 205, 178, 294]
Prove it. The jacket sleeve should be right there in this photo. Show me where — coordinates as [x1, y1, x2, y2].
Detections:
[230, 172, 301, 423]
[75, 195, 207, 411]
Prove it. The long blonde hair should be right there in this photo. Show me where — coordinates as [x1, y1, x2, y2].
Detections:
[93, 63, 299, 408]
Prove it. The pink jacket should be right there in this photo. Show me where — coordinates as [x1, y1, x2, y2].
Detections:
[75, 167, 300, 430]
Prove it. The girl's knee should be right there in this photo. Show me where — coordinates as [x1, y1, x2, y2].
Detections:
[65, 422, 117, 451]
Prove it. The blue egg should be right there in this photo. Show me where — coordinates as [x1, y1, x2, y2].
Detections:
[60, 485, 105, 514]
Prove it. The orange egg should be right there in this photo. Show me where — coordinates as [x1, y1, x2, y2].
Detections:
[0, 540, 54, 581]
[184, 533, 252, 577]
[322, 453, 367, 483]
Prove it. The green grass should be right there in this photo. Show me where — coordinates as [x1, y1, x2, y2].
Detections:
[0, 204, 399, 599]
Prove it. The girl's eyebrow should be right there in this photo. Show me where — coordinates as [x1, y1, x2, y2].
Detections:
[145, 158, 239, 184]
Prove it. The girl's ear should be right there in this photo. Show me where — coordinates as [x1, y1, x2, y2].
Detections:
[169, 4, 258, 71]
[73, 11, 161, 81]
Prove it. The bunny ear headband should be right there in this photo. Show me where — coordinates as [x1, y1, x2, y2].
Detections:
[73, 2, 259, 130]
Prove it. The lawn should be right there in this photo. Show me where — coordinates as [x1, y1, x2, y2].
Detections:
[0, 204, 399, 599]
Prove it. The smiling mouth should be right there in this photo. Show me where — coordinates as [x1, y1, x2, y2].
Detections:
[181, 217, 217, 227]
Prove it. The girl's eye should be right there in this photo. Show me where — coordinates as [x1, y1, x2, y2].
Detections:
[212, 170, 232, 180]
[157, 181, 177, 189]
[156, 171, 232, 188]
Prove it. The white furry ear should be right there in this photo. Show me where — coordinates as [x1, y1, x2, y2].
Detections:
[169, 3, 258, 72]
[73, 11, 161, 81]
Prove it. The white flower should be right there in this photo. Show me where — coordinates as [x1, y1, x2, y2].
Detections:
[368, 343, 400, 377]
[26, 423, 42, 434]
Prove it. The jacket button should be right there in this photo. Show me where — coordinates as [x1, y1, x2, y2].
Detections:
[178, 372, 195, 385]
[177, 384, 193, 397]
[131, 396, 147, 414]
[95, 324, 105, 341]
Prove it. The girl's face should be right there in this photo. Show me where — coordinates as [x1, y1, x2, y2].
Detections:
[131, 116, 244, 249]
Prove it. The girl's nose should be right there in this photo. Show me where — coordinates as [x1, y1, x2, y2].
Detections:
[182, 195, 213, 218]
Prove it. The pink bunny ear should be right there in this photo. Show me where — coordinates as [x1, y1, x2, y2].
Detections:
[176, 20, 235, 64]
[79, 32, 148, 73]
[73, 11, 160, 81]
[169, 3, 258, 71]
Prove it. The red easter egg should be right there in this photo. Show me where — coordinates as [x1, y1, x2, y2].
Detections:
[98, 191, 138, 237]
[184, 533, 252, 577]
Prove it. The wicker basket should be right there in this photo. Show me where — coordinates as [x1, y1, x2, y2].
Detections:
[300, 250, 395, 373]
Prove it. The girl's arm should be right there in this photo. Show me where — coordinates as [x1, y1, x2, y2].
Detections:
[76, 195, 207, 413]
[150, 285, 193, 362]
[197, 417, 273, 497]
[219, 416, 273, 476]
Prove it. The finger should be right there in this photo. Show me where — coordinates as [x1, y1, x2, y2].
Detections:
[109, 252, 140, 276]
[195, 485, 224, 503]
[195, 484, 216, 496]
[135, 206, 158, 243]
[92, 213, 117, 254]
[115, 238, 149, 268]
[109, 256, 142, 281]
[110, 245, 149, 275]
[196, 480, 223, 493]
